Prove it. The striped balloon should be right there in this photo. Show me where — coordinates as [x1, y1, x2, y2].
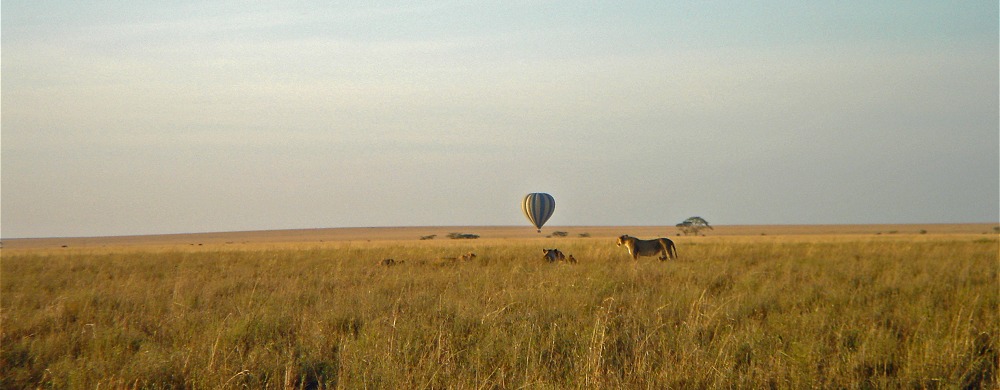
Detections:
[522, 193, 556, 233]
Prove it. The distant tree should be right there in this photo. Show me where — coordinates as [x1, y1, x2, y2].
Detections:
[447, 233, 479, 239]
[676, 216, 713, 236]
[551, 231, 569, 237]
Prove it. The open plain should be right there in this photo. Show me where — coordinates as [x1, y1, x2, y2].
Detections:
[2, 224, 997, 388]
[2, 223, 996, 250]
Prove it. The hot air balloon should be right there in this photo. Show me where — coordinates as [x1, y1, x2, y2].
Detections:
[522, 193, 555, 233]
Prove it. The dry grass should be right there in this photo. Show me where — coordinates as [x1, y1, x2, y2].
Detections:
[4, 223, 996, 249]
[2, 229, 997, 388]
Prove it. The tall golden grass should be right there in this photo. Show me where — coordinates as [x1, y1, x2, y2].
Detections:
[2, 233, 997, 388]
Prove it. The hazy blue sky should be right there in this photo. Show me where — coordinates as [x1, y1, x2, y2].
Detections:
[3, 1, 998, 238]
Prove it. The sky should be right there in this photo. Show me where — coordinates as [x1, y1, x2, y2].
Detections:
[2, 1, 998, 238]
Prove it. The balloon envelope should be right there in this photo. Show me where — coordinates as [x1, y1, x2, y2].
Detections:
[522, 193, 555, 232]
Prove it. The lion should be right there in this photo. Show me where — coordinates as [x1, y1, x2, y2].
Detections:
[440, 252, 476, 263]
[542, 248, 565, 263]
[616, 235, 677, 260]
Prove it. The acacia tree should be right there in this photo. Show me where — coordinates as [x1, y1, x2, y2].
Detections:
[676, 216, 713, 236]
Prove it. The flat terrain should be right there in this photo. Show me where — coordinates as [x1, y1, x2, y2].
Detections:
[2, 223, 996, 250]
[2, 224, 997, 388]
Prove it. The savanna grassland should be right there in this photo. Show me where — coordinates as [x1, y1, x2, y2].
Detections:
[2, 228, 997, 389]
